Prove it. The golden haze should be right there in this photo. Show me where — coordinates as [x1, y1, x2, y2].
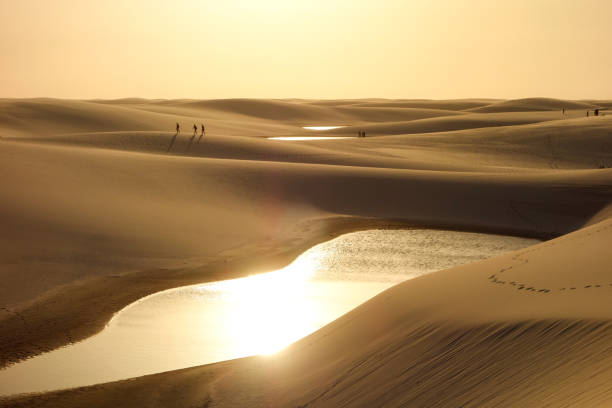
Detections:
[1, 0, 611, 99]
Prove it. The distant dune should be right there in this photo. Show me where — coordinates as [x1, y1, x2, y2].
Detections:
[468, 97, 599, 113]
[327, 111, 564, 137]
[347, 116, 612, 169]
[351, 99, 500, 110]
[1, 98, 611, 408]
[164, 98, 352, 122]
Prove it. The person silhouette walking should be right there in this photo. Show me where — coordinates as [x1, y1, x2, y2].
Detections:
[198, 124, 206, 143]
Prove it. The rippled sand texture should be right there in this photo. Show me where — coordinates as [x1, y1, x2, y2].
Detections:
[1, 97, 611, 407]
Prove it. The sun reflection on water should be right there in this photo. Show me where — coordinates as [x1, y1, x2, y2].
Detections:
[0, 229, 540, 396]
[302, 126, 346, 130]
[197, 252, 322, 355]
[268, 136, 353, 140]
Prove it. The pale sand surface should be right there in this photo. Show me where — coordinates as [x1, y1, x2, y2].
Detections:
[0, 97, 611, 407]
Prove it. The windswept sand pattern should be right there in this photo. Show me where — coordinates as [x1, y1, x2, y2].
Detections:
[489, 221, 612, 294]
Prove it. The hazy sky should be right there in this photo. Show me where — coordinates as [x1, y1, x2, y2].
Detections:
[1, 0, 611, 99]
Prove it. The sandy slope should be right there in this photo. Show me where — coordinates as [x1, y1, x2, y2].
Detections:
[1, 98, 611, 407]
[4, 214, 612, 408]
[323, 116, 612, 170]
[323, 111, 569, 137]
[304, 98, 499, 110]
[468, 97, 599, 113]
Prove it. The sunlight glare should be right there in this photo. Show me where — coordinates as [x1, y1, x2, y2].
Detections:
[197, 251, 322, 355]
[269, 136, 352, 141]
[303, 126, 347, 131]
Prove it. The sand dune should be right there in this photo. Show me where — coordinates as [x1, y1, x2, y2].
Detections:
[0, 99, 174, 137]
[582, 100, 612, 109]
[0, 99, 304, 139]
[349, 99, 499, 110]
[4, 210, 612, 407]
[0, 98, 600, 141]
[301, 99, 498, 111]
[324, 111, 569, 137]
[186, 217, 612, 408]
[158, 98, 353, 123]
[333, 106, 465, 123]
[0, 132, 473, 178]
[110, 99, 467, 125]
[330, 116, 612, 170]
[293, 99, 366, 107]
[469, 97, 599, 113]
[16, 132, 497, 172]
[1, 98, 611, 407]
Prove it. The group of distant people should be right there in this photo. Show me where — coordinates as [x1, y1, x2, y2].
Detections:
[562, 108, 605, 118]
[357, 130, 367, 138]
[167, 122, 206, 152]
[586, 109, 601, 117]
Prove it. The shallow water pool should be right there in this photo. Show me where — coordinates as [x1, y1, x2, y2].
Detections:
[0, 229, 539, 395]
[268, 136, 354, 140]
[302, 126, 346, 131]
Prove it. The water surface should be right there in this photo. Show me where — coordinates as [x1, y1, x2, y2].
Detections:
[0, 229, 539, 395]
[269, 136, 354, 141]
[302, 126, 346, 131]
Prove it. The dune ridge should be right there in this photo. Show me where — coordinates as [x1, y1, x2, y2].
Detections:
[1, 97, 611, 407]
[468, 97, 600, 113]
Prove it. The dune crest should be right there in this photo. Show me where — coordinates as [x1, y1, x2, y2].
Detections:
[469, 97, 599, 113]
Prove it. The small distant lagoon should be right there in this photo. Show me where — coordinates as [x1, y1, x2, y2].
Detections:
[269, 136, 354, 141]
[302, 126, 347, 131]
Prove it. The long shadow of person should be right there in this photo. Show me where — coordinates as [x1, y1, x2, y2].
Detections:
[168, 123, 180, 152]
[186, 124, 197, 151]
[167, 131, 179, 152]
